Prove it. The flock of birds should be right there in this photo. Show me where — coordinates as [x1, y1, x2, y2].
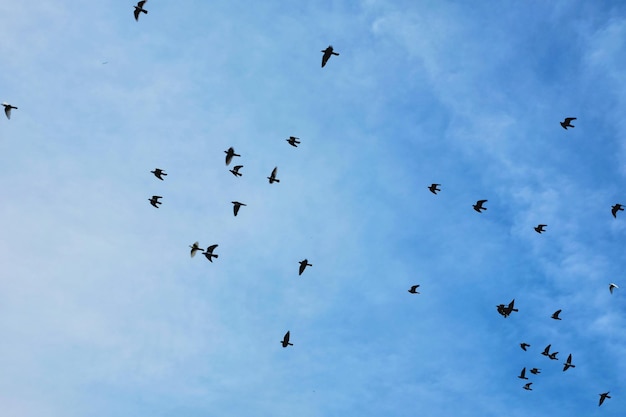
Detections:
[418, 116, 622, 406]
[3, 1, 621, 411]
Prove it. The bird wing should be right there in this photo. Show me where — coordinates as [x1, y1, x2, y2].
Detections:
[567, 354, 572, 363]
[206, 244, 218, 253]
[233, 204, 240, 216]
[565, 117, 576, 123]
[477, 199, 488, 205]
[134, 8, 140, 20]
[284, 331, 290, 342]
[138, 0, 147, 6]
[271, 167, 278, 177]
[553, 309, 561, 317]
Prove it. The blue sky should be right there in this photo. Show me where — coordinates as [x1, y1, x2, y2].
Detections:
[1, 1, 625, 416]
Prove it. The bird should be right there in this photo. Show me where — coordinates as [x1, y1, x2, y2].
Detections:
[523, 382, 533, 391]
[551, 309, 562, 320]
[611, 204, 624, 218]
[321, 45, 339, 67]
[151, 168, 167, 180]
[534, 224, 547, 233]
[232, 201, 246, 216]
[202, 244, 219, 262]
[189, 241, 202, 258]
[496, 304, 507, 317]
[609, 283, 619, 294]
[530, 368, 541, 375]
[520, 342, 530, 351]
[133, 0, 148, 21]
[268, 167, 280, 184]
[298, 259, 312, 275]
[2, 102, 17, 119]
[286, 136, 301, 147]
[408, 285, 420, 294]
[149, 195, 162, 208]
[518, 367, 528, 380]
[428, 184, 441, 194]
[224, 147, 241, 166]
[503, 299, 518, 317]
[229, 165, 243, 177]
[560, 117, 576, 129]
[281, 331, 293, 348]
[473, 200, 488, 213]
[548, 351, 559, 360]
[599, 392, 611, 406]
[541, 344, 551, 356]
[563, 354, 575, 371]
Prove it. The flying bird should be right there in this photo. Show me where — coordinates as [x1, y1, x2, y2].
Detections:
[189, 241, 202, 258]
[268, 167, 280, 184]
[551, 309, 562, 320]
[541, 344, 551, 356]
[428, 184, 441, 194]
[518, 367, 528, 380]
[202, 244, 219, 262]
[473, 200, 488, 213]
[298, 259, 312, 275]
[151, 168, 167, 180]
[286, 136, 300, 147]
[563, 354, 575, 371]
[149, 195, 162, 208]
[281, 331, 293, 348]
[321, 45, 339, 67]
[520, 342, 530, 351]
[599, 392, 611, 406]
[548, 351, 559, 360]
[224, 147, 241, 166]
[560, 117, 576, 129]
[133, 0, 148, 21]
[534, 224, 547, 234]
[408, 285, 420, 294]
[232, 201, 246, 216]
[2, 102, 17, 119]
[229, 165, 243, 177]
[530, 368, 541, 375]
[609, 283, 619, 294]
[611, 204, 624, 218]
[523, 382, 533, 391]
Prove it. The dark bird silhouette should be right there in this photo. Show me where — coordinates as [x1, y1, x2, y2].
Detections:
[133, 0, 148, 21]
[551, 309, 562, 320]
[428, 184, 441, 194]
[609, 283, 619, 294]
[286, 136, 300, 147]
[408, 285, 420, 294]
[268, 167, 280, 184]
[534, 224, 547, 234]
[321, 45, 339, 67]
[281, 331, 293, 348]
[541, 344, 551, 356]
[599, 392, 611, 406]
[151, 168, 167, 180]
[229, 165, 243, 177]
[563, 354, 575, 371]
[548, 351, 559, 360]
[523, 382, 533, 391]
[560, 117, 576, 129]
[232, 201, 246, 216]
[202, 244, 219, 262]
[530, 368, 541, 375]
[520, 342, 530, 351]
[149, 195, 162, 208]
[224, 147, 241, 166]
[611, 204, 624, 218]
[473, 199, 488, 213]
[518, 367, 529, 380]
[504, 299, 518, 317]
[298, 259, 312, 275]
[189, 241, 202, 258]
[2, 102, 17, 119]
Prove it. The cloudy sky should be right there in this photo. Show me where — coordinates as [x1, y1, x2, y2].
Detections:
[1, 1, 625, 416]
